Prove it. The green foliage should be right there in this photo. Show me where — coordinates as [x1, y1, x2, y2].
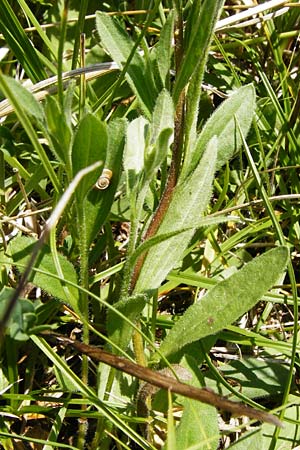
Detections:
[134, 137, 218, 293]
[1, 75, 45, 124]
[7, 235, 79, 309]
[84, 118, 126, 245]
[0, 1, 299, 449]
[181, 84, 256, 179]
[72, 113, 107, 201]
[0, 287, 37, 340]
[173, 357, 219, 450]
[0, 0, 46, 81]
[95, 11, 158, 117]
[173, 0, 224, 103]
[160, 247, 288, 358]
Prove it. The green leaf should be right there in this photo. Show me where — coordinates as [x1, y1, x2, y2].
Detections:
[181, 84, 256, 180]
[107, 293, 148, 352]
[160, 246, 289, 358]
[261, 395, 300, 449]
[0, 287, 36, 341]
[8, 236, 79, 309]
[173, 0, 224, 103]
[84, 118, 126, 246]
[44, 95, 72, 164]
[72, 113, 107, 201]
[130, 215, 239, 268]
[95, 11, 158, 117]
[145, 89, 174, 176]
[228, 430, 262, 449]
[124, 116, 149, 194]
[205, 357, 293, 401]
[155, 10, 175, 87]
[134, 137, 218, 294]
[151, 89, 174, 144]
[174, 357, 219, 450]
[2, 76, 45, 125]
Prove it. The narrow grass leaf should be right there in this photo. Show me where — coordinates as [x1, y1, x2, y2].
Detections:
[134, 137, 218, 294]
[166, 390, 176, 450]
[0, 0, 46, 81]
[31, 336, 151, 449]
[160, 246, 289, 358]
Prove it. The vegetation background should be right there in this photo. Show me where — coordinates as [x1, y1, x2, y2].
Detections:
[0, 1, 299, 449]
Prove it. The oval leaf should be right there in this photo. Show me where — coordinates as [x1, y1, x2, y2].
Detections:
[160, 246, 289, 358]
[8, 235, 79, 309]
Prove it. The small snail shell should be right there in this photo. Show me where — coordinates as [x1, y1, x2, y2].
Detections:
[95, 168, 113, 190]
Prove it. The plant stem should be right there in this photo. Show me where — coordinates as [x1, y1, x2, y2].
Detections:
[129, 10, 185, 292]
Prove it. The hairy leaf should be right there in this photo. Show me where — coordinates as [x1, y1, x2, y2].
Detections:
[160, 246, 288, 358]
[181, 84, 255, 180]
[8, 236, 79, 309]
[134, 137, 218, 294]
[96, 11, 158, 117]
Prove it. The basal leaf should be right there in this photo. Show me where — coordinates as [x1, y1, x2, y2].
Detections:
[160, 246, 288, 358]
[0, 287, 36, 341]
[204, 357, 292, 401]
[134, 137, 218, 294]
[174, 357, 219, 450]
[228, 430, 262, 449]
[2, 75, 45, 125]
[8, 236, 79, 309]
[261, 395, 300, 449]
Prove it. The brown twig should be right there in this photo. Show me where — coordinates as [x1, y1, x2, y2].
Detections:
[43, 331, 282, 428]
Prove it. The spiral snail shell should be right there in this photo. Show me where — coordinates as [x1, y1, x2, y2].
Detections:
[94, 168, 113, 190]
